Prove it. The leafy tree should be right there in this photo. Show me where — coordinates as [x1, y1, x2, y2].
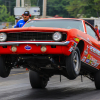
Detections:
[0, 0, 16, 15]
[0, 5, 10, 21]
[31, 0, 37, 6]
[47, 0, 71, 17]
[0, 0, 100, 19]
[93, 0, 100, 17]
[5, 16, 15, 23]
[0, 5, 15, 23]
[31, 0, 71, 17]
[66, 0, 100, 18]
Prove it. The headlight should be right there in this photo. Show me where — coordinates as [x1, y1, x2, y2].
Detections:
[52, 32, 62, 41]
[0, 33, 7, 42]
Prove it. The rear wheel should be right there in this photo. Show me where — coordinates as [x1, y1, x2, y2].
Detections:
[0, 56, 11, 78]
[66, 47, 81, 80]
[29, 70, 48, 89]
[94, 70, 100, 89]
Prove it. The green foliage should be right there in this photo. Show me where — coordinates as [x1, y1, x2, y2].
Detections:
[31, 0, 71, 17]
[5, 16, 15, 24]
[93, 0, 100, 17]
[30, 0, 100, 18]
[0, 0, 100, 21]
[0, 5, 15, 23]
[0, 0, 16, 15]
[66, 0, 100, 18]
[31, 0, 37, 6]
[47, 0, 71, 17]
[0, 5, 10, 21]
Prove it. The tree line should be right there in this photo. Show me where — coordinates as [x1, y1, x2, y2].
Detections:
[47, 0, 100, 18]
[0, 0, 100, 23]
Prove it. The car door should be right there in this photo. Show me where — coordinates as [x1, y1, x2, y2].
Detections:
[85, 22, 100, 69]
[85, 23, 99, 47]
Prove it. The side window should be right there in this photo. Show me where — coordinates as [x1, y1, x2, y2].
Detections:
[85, 23, 98, 40]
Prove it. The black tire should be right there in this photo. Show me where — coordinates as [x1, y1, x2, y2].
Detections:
[29, 70, 48, 89]
[94, 70, 100, 90]
[0, 56, 11, 78]
[66, 47, 81, 80]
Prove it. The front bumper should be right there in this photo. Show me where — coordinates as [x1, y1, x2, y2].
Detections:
[0, 41, 72, 55]
[0, 41, 69, 46]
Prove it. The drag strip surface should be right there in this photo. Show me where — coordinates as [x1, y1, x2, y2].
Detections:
[0, 69, 100, 100]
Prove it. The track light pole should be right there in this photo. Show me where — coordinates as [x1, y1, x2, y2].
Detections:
[42, 0, 47, 18]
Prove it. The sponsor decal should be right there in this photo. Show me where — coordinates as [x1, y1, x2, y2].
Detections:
[82, 56, 86, 62]
[84, 45, 89, 55]
[93, 60, 98, 67]
[89, 60, 93, 65]
[73, 43, 77, 48]
[74, 38, 79, 42]
[90, 46, 100, 56]
[82, 54, 100, 68]
[69, 42, 77, 52]
[84, 50, 88, 55]
[25, 45, 32, 50]
[87, 54, 91, 59]
[69, 47, 73, 52]
[90, 58, 99, 68]
[86, 59, 90, 63]
[20, 23, 23, 25]
[89, 56, 93, 65]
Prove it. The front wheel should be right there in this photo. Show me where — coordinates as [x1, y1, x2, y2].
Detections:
[0, 56, 11, 78]
[66, 47, 81, 80]
[29, 70, 48, 89]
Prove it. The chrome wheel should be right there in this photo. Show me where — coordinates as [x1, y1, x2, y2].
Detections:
[73, 51, 80, 75]
[66, 47, 81, 80]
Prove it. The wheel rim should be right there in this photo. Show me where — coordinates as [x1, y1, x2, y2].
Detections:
[73, 51, 80, 75]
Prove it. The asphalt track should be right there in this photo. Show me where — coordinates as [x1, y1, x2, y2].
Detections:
[0, 68, 100, 100]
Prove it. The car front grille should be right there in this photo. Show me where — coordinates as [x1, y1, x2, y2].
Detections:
[7, 32, 67, 41]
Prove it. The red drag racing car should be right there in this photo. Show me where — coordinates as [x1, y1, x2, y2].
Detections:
[0, 18, 100, 89]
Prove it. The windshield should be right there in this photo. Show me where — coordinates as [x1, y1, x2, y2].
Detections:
[23, 19, 84, 32]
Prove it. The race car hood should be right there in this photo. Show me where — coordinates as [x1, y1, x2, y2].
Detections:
[0, 27, 71, 33]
